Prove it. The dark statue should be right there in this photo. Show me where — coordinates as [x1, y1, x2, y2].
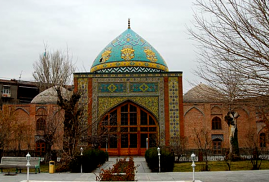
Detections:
[225, 111, 240, 159]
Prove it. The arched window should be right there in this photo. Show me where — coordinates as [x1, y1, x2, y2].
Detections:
[212, 117, 222, 130]
[36, 118, 46, 131]
[260, 133, 266, 148]
[99, 101, 158, 153]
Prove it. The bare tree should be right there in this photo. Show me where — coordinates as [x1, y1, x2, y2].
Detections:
[42, 108, 64, 162]
[189, 0, 269, 153]
[245, 129, 267, 170]
[190, 0, 269, 98]
[54, 86, 112, 171]
[170, 135, 188, 162]
[33, 47, 75, 91]
[89, 114, 116, 149]
[193, 128, 212, 171]
[0, 106, 17, 152]
[190, 0, 269, 95]
[56, 86, 85, 158]
[12, 120, 33, 156]
[0, 106, 34, 156]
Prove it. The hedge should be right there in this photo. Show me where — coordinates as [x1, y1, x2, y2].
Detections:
[69, 149, 109, 173]
[145, 147, 175, 172]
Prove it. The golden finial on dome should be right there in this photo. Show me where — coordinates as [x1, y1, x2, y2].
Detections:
[128, 18, 130, 29]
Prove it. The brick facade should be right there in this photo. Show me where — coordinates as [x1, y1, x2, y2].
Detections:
[183, 102, 267, 152]
[2, 81, 268, 156]
[1, 104, 63, 156]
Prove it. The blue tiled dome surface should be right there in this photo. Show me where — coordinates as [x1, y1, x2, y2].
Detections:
[91, 28, 168, 73]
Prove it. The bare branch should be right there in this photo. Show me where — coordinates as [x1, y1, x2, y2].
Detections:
[33, 46, 75, 91]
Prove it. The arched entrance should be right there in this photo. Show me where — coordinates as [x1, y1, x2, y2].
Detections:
[99, 101, 159, 156]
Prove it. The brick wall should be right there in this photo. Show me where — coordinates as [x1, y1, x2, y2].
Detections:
[183, 102, 261, 151]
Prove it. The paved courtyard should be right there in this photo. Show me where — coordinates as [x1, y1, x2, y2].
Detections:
[0, 157, 268, 182]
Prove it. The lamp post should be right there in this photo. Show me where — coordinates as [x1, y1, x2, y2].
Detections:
[191, 153, 196, 182]
[146, 138, 148, 150]
[106, 138, 108, 152]
[80, 147, 83, 173]
[26, 153, 31, 182]
[157, 147, 161, 173]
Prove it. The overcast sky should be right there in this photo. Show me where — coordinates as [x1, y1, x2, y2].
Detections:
[0, 0, 201, 93]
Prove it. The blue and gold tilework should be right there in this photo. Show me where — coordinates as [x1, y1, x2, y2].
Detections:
[91, 76, 166, 145]
[98, 83, 126, 93]
[91, 28, 168, 73]
[130, 83, 158, 92]
[78, 78, 88, 132]
[168, 77, 180, 141]
[98, 97, 159, 120]
[90, 61, 168, 73]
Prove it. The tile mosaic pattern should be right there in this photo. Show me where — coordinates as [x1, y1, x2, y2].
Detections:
[78, 78, 88, 127]
[98, 96, 159, 119]
[90, 28, 168, 73]
[94, 66, 165, 73]
[98, 83, 126, 93]
[74, 73, 182, 146]
[130, 83, 158, 92]
[90, 61, 168, 73]
[158, 79, 165, 146]
[168, 77, 180, 144]
[74, 72, 182, 78]
[91, 76, 165, 145]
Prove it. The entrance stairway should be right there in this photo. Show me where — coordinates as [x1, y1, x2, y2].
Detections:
[93, 156, 151, 173]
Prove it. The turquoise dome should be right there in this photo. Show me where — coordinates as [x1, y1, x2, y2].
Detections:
[91, 24, 168, 73]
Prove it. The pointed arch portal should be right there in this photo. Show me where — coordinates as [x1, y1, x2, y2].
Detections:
[98, 101, 159, 156]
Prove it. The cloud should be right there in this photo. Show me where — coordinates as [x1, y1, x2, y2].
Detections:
[0, 0, 200, 92]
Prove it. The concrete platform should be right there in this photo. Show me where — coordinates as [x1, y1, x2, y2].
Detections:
[0, 157, 268, 182]
[3, 170, 269, 182]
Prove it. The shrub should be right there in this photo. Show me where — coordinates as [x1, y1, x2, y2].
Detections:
[145, 147, 175, 172]
[55, 153, 72, 172]
[69, 148, 109, 173]
[96, 157, 136, 181]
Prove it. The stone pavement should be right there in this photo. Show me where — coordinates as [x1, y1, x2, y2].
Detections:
[0, 157, 268, 182]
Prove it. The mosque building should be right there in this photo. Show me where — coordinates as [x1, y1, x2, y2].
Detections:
[74, 20, 183, 156]
[1, 20, 267, 158]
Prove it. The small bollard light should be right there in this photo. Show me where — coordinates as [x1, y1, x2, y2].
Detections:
[26, 152, 31, 182]
[191, 153, 196, 182]
[80, 147, 83, 156]
[106, 138, 108, 152]
[80, 147, 83, 173]
[157, 147, 161, 173]
[146, 138, 148, 150]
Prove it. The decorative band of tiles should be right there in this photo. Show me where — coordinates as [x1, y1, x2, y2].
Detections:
[168, 77, 180, 142]
[90, 61, 168, 73]
[74, 72, 182, 78]
[98, 83, 127, 93]
[130, 82, 158, 92]
[97, 82, 159, 93]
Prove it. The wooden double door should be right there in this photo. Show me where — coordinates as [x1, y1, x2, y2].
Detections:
[99, 101, 159, 156]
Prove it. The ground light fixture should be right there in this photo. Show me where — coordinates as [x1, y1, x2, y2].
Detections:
[80, 147, 83, 173]
[26, 153, 31, 182]
[191, 153, 196, 182]
[146, 138, 148, 150]
[157, 147, 161, 173]
[106, 138, 108, 152]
